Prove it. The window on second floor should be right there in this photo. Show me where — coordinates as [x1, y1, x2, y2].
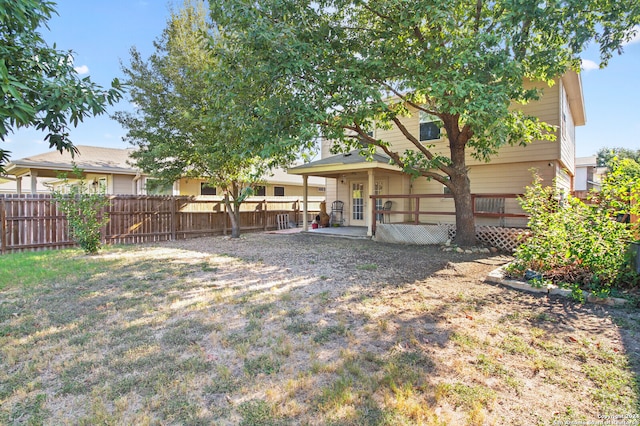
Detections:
[419, 111, 441, 141]
[274, 186, 285, 196]
[255, 185, 266, 196]
[201, 183, 217, 195]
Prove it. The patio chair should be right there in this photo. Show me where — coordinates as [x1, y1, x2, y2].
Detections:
[329, 200, 344, 226]
[381, 200, 392, 223]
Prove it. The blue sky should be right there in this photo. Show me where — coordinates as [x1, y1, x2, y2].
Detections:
[4, 1, 640, 161]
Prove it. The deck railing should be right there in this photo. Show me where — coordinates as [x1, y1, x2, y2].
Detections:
[370, 193, 528, 235]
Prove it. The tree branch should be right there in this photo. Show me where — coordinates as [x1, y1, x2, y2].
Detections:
[474, 0, 483, 33]
[377, 80, 440, 117]
[361, 4, 397, 25]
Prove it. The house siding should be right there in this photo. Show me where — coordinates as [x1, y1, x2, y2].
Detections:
[555, 166, 572, 194]
[559, 81, 576, 173]
[411, 160, 554, 195]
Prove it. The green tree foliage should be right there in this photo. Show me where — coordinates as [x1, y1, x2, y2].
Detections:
[209, 0, 640, 245]
[52, 166, 110, 255]
[596, 147, 640, 168]
[0, 0, 123, 170]
[509, 172, 639, 300]
[593, 157, 640, 235]
[114, 0, 310, 238]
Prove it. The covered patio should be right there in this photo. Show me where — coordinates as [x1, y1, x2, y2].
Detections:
[288, 150, 407, 237]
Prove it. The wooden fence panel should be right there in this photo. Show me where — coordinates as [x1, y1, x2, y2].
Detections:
[104, 196, 178, 244]
[0, 195, 72, 252]
[0, 195, 319, 253]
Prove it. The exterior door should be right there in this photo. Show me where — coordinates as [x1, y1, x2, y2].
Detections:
[351, 181, 366, 226]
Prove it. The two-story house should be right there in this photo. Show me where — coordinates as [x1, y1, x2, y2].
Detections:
[288, 70, 586, 238]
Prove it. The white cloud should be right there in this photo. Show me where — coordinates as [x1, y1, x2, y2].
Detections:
[623, 25, 640, 46]
[74, 65, 89, 75]
[581, 59, 599, 71]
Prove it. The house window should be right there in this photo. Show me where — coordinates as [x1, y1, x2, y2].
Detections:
[201, 183, 216, 195]
[255, 185, 266, 196]
[274, 186, 285, 197]
[97, 177, 107, 193]
[374, 181, 384, 221]
[419, 111, 441, 141]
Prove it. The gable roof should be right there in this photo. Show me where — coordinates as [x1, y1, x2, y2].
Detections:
[288, 150, 403, 178]
[5, 145, 138, 177]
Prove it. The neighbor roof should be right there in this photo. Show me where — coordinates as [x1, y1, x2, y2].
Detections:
[5, 145, 138, 177]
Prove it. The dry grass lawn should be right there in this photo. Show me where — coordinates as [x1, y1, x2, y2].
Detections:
[0, 232, 639, 425]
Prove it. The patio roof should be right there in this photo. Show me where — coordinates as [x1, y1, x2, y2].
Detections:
[287, 150, 404, 178]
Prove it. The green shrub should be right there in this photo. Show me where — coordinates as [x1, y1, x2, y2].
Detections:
[53, 166, 110, 254]
[508, 172, 639, 298]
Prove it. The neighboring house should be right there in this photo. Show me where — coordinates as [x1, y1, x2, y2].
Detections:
[3, 145, 325, 197]
[176, 167, 326, 198]
[4, 146, 139, 195]
[574, 155, 606, 193]
[289, 71, 586, 236]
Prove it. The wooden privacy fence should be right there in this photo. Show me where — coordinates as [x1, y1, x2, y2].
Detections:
[0, 194, 321, 254]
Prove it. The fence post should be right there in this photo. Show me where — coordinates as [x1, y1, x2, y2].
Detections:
[1, 198, 6, 254]
[171, 197, 177, 241]
[414, 196, 420, 224]
[472, 194, 476, 217]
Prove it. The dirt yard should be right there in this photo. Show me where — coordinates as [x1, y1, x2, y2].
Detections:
[156, 232, 640, 424]
[1, 231, 639, 425]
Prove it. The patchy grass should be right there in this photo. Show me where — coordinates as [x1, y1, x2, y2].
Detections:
[0, 234, 638, 425]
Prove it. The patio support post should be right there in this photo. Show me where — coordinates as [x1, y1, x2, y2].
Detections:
[367, 170, 374, 237]
[16, 176, 22, 195]
[302, 175, 308, 231]
[30, 172, 38, 195]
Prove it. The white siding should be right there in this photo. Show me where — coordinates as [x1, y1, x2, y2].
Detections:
[560, 81, 576, 174]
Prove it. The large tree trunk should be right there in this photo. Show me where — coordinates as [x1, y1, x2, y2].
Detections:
[446, 118, 477, 246]
[450, 174, 476, 246]
[224, 193, 242, 238]
[228, 209, 241, 238]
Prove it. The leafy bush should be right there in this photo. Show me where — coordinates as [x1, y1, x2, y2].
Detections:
[507, 172, 639, 298]
[53, 167, 110, 254]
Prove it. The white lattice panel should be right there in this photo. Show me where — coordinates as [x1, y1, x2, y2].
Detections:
[375, 224, 451, 245]
[476, 226, 530, 252]
[375, 224, 528, 252]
